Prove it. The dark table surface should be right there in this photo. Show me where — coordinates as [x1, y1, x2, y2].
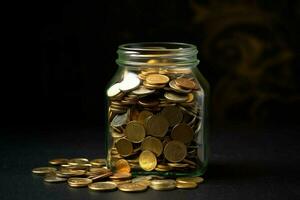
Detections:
[1, 127, 300, 200]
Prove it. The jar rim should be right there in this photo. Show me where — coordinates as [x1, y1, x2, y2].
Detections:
[118, 42, 197, 52]
[116, 42, 199, 67]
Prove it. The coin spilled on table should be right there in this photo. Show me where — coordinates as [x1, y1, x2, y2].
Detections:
[32, 157, 204, 192]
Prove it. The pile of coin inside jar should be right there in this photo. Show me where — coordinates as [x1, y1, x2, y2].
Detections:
[32, 158, 204, 192]
[107, 63, 204, 174]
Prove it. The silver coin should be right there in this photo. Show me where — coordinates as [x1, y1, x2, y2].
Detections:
[110, 112, 128, 127]
[107, 83, 121, 98]
[119, 73, 141, 92]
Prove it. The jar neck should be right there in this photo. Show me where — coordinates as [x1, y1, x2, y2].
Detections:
[116, 42, 199, 69]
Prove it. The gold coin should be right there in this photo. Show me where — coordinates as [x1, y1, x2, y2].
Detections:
[111, 179, 132, 185]
[118, 182, 148, 192]
[32, 167, 57, 174]
[127, 158, 139, 164]
[115, 138, 133, 157]
[138, 98, 160, 107]
[121, 99, 137, 105]
[110, 101, 127, 110]
[150, 184, 176, 190]
[146, 115, 169, 137]
[88, 167, 110, 173]
[176, 182, 198, 189]
[182, 159, 197, 166]
[150, 179, 176, 191]
[138, 111, 153, 124]
[44, 175, 67, 183]
[68, 178, 92, 187]
[141, 136, 163, 156]
[156, 164, 171, 169]
[138, 73, 147, 80]
[68, 158, 89, 166]
[110, 101, 123, 106]
[49, 158, 69, 165]
[88, 181, 117, 191]
[143, 81, 166, 89]
[145, 74, 170, 85]
[155, 168, 169, 172]
[141, 68, 159, 76]
[146, 59, 160, 65]
[61, 164, 88, 170]
[110, 107, 127, 114]
[151, 179, 176, 186]
[86, 167, 111, 174]
[134, 180, 151, 187]
[111, 154, 123, 160]
[109, 172, 132, 180]
[132, 86, 155, 95]
[155, 164, 172, 172]
[167, 163, 189, 168]
[176, 176, 204, 184]
[158, 69, 169, 75]
[165, 68, 192, 74]
[86, 168, 108, 176]
[88, 172, 113, 181]
[56, 169, 86, 177]
[125, 121, 146, 143]
[163, 141, 187, 162]
[139, 150, 157, 171]
[64, 164, 91, 169]
[131, 176, 152, 183]
[164, 92, 188, 102]
[161, 106, 183, 126]
[126, 94, 138, 99]
[169, 80, 192, 94]
[112, 126, 124, 134]
[186, 93, 194, 103]
[129, 108, 140, 121]
[90, 159, 106, 167]
[175, 78, 196, 89]
[115, 159, 131, 173]
[171, 123, 194, 144]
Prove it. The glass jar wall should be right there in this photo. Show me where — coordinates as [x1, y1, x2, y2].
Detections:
[105, 42, 209, 177]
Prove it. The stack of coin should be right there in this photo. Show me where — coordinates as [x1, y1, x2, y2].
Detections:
[107, 65, 204, 175]
[32, 157, 204, 191]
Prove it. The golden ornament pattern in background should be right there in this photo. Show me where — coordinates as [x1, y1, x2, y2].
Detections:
[190, 0, 299, 126]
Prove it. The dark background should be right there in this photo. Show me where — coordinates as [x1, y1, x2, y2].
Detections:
[2, 0, 300, 199]
[4, 0, 300, 131]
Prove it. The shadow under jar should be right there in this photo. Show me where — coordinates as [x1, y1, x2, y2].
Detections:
[105, 42, 209, 177]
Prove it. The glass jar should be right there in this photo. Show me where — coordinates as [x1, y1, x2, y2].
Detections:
[105, 42, 209, 177]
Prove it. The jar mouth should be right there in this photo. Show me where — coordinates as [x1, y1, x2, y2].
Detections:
[116, 42, 199, 68]
[119, 42, 197, 52]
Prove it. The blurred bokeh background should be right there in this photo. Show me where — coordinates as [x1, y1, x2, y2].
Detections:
[5, 0, 300, 132]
